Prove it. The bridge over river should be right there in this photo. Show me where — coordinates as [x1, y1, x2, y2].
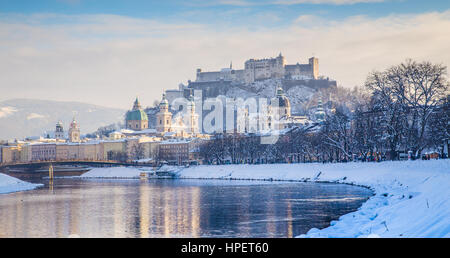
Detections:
[0, 160, 155, 174]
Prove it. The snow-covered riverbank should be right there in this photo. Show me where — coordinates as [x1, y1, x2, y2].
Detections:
[178, 160, 450, 238]
[0, 173, 42, 194]
[72, 160, 450, 238]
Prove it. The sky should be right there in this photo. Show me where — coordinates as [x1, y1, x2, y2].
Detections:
[0, 0, 449, 109]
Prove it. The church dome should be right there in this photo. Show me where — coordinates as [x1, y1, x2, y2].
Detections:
[126, 109, 148, 121]
[276, 95, 290, 108]
[273, 86, 290, 108]
[159, 93, 169, 108]
[70, 117, 79, 129]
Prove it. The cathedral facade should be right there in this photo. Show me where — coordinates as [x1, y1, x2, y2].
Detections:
[156, 94, 200, 136]
[125, 95, 200, 137]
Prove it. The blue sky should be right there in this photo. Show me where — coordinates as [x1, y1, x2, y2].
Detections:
[0, 0, 449, 108]
[1, 0, 449, 27]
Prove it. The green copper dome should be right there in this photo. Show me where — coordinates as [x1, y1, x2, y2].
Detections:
[126, 109, 148, 121]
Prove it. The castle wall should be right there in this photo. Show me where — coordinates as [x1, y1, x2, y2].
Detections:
[244, 56, 285, 83]
[196, 71, 222, 82]
[195, 55, 317, 84]
[282, 78, 337, 91]
[285, 64, 314, 79]
[196, 69, 246, 83]
[188, 80, 232, 99]
[165, 90, 184, 104]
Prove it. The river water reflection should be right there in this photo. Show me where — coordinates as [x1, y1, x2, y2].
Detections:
[0, 178, 372, 238]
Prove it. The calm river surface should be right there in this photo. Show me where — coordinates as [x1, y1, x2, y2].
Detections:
[0, 177, 372, 238]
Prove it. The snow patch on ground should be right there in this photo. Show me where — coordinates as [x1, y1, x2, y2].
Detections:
[0, 173, 42, 194]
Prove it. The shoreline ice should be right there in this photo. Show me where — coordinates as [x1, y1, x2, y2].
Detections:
[0, 173, 42, 194]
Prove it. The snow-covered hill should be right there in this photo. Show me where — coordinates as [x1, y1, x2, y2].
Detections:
[224, 78, 321, 115]
[0, 99, 125, 140]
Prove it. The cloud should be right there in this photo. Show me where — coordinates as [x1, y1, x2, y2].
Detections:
[294, 14, 322, 24]
[0, 106, 18, 118]
[26, 113, 47, 120]
[0, 11, 449, 109]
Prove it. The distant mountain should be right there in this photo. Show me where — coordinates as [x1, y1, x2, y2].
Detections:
[0, 99, 126, 141]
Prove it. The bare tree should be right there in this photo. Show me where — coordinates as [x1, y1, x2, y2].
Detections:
[107, 150, 128, 162]
[427, 96, 450, 156]
[131, 143, 145, 160]
[366, 60, 449, 158]
[365, 71, 406, 160]
[321, 106, 353, 161]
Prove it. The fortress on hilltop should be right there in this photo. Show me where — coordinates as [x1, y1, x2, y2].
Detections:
[158, 53, 337, 128]
[173, 53, 337, 101]
[195, 53, 319, 84]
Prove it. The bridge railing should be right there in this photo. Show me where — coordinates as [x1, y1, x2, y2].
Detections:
[0, 159, 155, 167]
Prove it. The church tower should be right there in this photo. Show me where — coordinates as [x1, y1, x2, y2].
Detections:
[270, 86, 291, 130]
[132, 97, 141, 110]
[187, 95, 199, 134]
[55, 121, 64, 140]
[68, 117, 81, 142]
[315, 96, 326, 123]
[273, 86, 291, 118]
[309, 57, 319, 79]
[156, 94, 172, 133]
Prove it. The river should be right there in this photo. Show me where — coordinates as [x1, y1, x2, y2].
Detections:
[0, 176, 372, 237]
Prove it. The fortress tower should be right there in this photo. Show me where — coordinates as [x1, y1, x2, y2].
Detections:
[309, 57, 319, 79]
